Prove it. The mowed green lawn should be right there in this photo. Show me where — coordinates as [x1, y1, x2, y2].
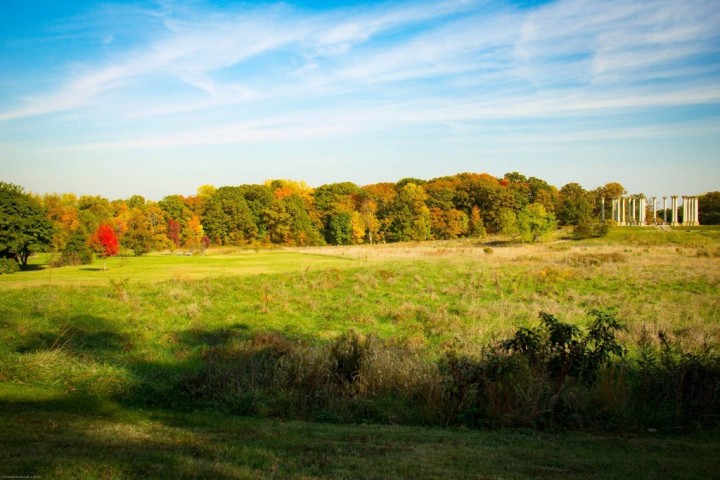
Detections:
[0, 250, 354, 288]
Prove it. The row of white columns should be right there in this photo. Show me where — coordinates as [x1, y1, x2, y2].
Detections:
[682, 196, 700, 226]
[611, 196, 647, 226]
[611, 196, 700, 226]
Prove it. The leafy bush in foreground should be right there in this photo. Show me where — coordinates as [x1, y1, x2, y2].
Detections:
[174, 310, 720, 431]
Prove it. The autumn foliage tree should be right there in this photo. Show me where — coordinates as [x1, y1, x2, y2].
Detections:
[7, 172, 634, 258]
[89, 223, 119, 271]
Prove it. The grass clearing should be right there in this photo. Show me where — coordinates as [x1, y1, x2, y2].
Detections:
[1, 228, 719, 476]
[0, 250, 354, 288]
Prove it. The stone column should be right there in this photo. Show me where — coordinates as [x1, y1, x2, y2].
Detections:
[612, 198, 617, 223]
[689, 196, 696, 226]
[623, 197, 630, 225]
[614, 198, 619, 222]
[630, 197, 635, 226]
[652, 197, 657, 225]
[695, 196, 701, 225]
[640, 197, 646, 225]
[682, 196, 688, 225]
[671, 196, 678, 226]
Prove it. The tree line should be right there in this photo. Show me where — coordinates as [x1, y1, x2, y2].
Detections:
[2, 173, 718, 267]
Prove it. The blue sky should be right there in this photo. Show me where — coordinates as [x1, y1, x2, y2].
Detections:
[1, 0, 719, 200]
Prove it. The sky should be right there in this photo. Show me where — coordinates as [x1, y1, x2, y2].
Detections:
[1, 0, 719, 200]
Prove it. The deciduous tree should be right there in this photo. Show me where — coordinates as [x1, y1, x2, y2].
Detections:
[557, 183, 593, 226]
[517, 203, 556, 243]
[699, 191, 720, 225]
[89, 223, 119, 271]
[0, 182, 54, 266]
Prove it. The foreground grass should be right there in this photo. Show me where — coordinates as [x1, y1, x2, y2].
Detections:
[2, 397, 719, 479]
[1, 228, 719, 476]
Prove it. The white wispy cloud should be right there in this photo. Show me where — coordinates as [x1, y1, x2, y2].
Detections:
[1, 0, 719, 149]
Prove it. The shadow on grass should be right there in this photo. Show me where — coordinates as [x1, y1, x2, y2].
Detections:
[179, 322, 250, 347]
[0, 397, 267, 479]
[15, 315, 132, 356]
[19, 264, 46, 272]
[482, 240, 515, 247]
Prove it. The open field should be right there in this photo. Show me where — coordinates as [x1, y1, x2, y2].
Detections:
[1, 227, 719, 477]
[0, 250, 354, 288]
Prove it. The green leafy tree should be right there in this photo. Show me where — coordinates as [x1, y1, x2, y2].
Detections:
[0, 182, 54, 266]
[237, 184, 275, 240]
[123, 206, 170, 255]
[502, 172, 531, 209]
[388, 183, 431, 242]
[499, 208, 520, 240]
[126, 194, 146, 209]
[313, 182, 360, 245]
[158, 195, 192, 223]
[327, 211, 353, 245]
[77, 195, 113, 234]
[527, 177, 559, 213]
[517, 203, 556, 243]
[699, 191, 720, 225]
[362, 183, 397, 243]
[487, 187, 521, 232]
[52, 230, 93, 266]
[453, 173, 502, 231]
[202, 187, 257, 245]
[264, 195, 324, 246]
[557, 183, 593, 226]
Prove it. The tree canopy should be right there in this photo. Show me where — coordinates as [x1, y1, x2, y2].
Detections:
[699, 192, 720, 225]
[0, 182, 53, 266]
[3, 172, 675, 262]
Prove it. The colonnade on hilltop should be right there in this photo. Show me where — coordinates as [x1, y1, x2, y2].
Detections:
[607, 195, 700, 226]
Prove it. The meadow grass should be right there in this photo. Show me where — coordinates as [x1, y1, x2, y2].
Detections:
[1, 227, 719, 477]
[2, 400, 719, 479]
[0, 250, 354, 288]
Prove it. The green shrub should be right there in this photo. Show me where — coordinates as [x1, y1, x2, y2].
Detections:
[50, 232, 93, 267]
[564, 252, 626, 267]
[573, 220, 609, 240]
[0, 257, 20, 274]
[630, 328, 720, 429]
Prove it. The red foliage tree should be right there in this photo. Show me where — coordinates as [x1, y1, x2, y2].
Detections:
[89, 223, 119, 271]
[167, 219, 182, 249]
